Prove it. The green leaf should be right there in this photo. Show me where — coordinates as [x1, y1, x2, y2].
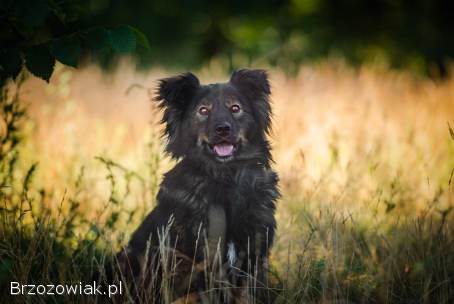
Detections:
[128, 26, 151, 50]
[84, 27, 110, 51]
[0, 48, 23, 79]
[50, 36, 81, 67]
[25, 45, 55, 82]
[108, 25, 137, 53]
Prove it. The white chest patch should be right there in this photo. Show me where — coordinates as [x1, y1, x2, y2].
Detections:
[227, 241, 237, 266]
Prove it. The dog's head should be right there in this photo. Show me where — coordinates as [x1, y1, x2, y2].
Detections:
[155, 69, 272, 165]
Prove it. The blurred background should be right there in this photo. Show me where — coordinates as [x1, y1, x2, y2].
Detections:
[74, 0, 454, 76]
[1, 0, 454, 302]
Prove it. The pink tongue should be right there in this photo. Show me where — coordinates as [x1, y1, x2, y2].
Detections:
[213, 144, 234, 157]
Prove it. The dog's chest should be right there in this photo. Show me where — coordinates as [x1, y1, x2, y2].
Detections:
[203, 181, 249, 255]
[206, 202, 240, 265]
[204, 181, 247, 225]
[206, 203, 226, 259]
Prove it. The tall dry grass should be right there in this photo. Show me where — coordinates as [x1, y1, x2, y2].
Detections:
[1, 59, 454, 303]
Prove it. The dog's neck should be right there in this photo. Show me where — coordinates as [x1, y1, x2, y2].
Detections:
[180, 156, 269, 182]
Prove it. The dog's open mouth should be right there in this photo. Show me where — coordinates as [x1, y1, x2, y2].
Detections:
[208, 142, 238, 158]
[213, 143, 234, 157]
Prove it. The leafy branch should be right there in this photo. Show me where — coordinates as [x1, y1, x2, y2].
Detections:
[0, 0, 150, 84]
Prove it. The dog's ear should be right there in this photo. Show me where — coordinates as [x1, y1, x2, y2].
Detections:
[155, 73, 200, 158]
[230, 69, 270, 98]
[230, 69, 272, 133]
[155, 73, 200, 112]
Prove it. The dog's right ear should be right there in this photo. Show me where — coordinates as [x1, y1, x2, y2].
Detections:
[155, 73, 200, 113]
[155, 73, 200, 158]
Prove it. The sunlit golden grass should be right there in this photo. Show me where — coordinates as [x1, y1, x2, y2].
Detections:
[19, 60, 454, 217]
[2, 59, 454, 303]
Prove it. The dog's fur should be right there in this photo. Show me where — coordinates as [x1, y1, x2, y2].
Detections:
[114, 69, 279, 303]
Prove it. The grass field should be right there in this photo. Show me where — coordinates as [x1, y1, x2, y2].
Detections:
[1, 59, 454, 303]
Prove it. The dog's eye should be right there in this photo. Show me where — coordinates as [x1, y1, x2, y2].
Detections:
[198, 107, 209, 116]
[230, 104, 241, 113]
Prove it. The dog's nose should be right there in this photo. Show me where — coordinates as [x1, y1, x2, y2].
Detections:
[215, 123, 231, 137]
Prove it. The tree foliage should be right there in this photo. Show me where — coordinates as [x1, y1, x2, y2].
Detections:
[2, 0, 453, 80]
[77, 0, 454, 76]
[0, 0, 150, 85]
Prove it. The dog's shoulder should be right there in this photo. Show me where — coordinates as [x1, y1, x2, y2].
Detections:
[158, 160, 208, 209]
[161, 159, 203, 185]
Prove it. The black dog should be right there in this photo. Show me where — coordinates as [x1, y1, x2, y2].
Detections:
[114, 69, 279, 303]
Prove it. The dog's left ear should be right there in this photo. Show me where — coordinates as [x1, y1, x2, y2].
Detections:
[230, 69, 272, 132]
[230, 69, 270, 98]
